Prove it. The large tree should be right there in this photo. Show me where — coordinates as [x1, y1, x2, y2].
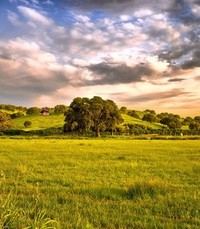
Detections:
[160, 116, 182, 129]
[64, 96, 123, 137]
[0, 112, 11, 131]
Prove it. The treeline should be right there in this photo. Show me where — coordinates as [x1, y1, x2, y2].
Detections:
[121, 107, 200, 133]
[0, 104, 68, 117]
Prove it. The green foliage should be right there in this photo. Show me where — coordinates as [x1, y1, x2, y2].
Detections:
[127, 110, 141, 119]
[24, 120, 32, 128]
[54, 104, 68, 114]
[142, 113, 158, 123]
[182, 116, 193, 126]
[0, 112, 11, 131]
[10, 112, 24, 119]
[26, 107, 40, 115]
[120, 106, 127, 113]
[189, 121, 200, 130]
[144, 109, 156, 115]
[160, 115, 182, 129]
[194, 116, 200, 122]
[64, 96, 123, 136]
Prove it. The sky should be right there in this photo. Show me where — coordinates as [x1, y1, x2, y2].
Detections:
[0, 0, 200, 116]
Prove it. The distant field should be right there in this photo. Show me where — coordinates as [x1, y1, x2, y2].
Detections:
[11, 114, 65, 130]
[0, 139, 199, 228]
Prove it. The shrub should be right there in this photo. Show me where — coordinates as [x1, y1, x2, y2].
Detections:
[10, 112, 24, 119]
[24, 121, 32, 128]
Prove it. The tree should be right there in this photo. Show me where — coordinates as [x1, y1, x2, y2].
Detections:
[142, 113, 157, 123]
[120, 106, 127, 113]
[24, 120, 32, 128]
[64, 96, 123, 137]
[144, 109, 156, 115]
[10, 112, 24, 119]
[54, 104, 68, 114]
[189, 121, 200, 130]
[194, 116, 200, 123]
[182, 116, 193, 126]
[0, 112, 11, 131]
[160, 116, 182, 129]
[127, 110, 140, 119]
[26, 107, 40, 115]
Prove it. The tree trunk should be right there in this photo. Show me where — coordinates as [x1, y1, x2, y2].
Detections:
[96, 128, 101, 137]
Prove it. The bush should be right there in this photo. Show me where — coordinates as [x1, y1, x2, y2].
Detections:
[10, 112, 24, 119]
[24, 121, 32, 128]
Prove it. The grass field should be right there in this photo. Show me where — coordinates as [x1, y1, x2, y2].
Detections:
[0, 139, 200, 228]
[11, 114, 65, 130]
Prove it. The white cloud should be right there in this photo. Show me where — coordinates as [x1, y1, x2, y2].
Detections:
[18, 6, 53, 26]
[134, 9, 153, 18]
[147, 56, 169, 72]
[72, 58, 89, 67]
[120, 15, 131, 21]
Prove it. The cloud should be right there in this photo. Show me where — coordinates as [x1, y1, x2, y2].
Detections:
[196, 76, 200, 81]
[18, 5, 53, 26]
[85, 62, 155, 85]
[181, 50, 200, 69]
[1, 0, 200, 116]
[60, 0, 175, 14]
[120, 88, 190, 103]
[168, 78, 186, 82]
[0, 38, 72, 104]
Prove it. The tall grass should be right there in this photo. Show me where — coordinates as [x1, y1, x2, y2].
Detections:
[0, 139, 199, 228]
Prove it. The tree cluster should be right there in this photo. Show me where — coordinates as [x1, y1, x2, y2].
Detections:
[64, 96, 123, 137]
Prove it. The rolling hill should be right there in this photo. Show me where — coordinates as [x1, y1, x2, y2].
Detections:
[9, 113, 164, 131]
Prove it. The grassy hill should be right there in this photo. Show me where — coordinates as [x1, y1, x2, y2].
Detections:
[121, 114, 164, 129]
[10, 113, 164, 131]
[11, 114, 65, 131]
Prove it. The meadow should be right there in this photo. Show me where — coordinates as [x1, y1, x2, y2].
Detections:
[0, 139, 200, 228]
[11, 114, 65, 131]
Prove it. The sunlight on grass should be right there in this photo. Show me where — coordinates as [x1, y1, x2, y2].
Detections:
[0, 139, 199, 228]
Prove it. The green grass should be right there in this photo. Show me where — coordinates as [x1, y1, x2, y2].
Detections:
[0, 139, 199, 228]
[11, 114, 65, 130]
[122, 114, 164, 129]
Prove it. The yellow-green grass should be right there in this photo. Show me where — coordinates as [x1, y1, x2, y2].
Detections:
[0, 139, 199, 228]
[122, 114, 164, 129]
[11, 114, 65, 130]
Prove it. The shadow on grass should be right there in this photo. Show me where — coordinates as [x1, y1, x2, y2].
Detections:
[76, 180, 169, 200]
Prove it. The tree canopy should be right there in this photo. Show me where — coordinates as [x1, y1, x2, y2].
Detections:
[54, 104, 68, 114]
[26, 107, 40, 115]
[0, 112, 11, 131]
[64, 96, 123, 137]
